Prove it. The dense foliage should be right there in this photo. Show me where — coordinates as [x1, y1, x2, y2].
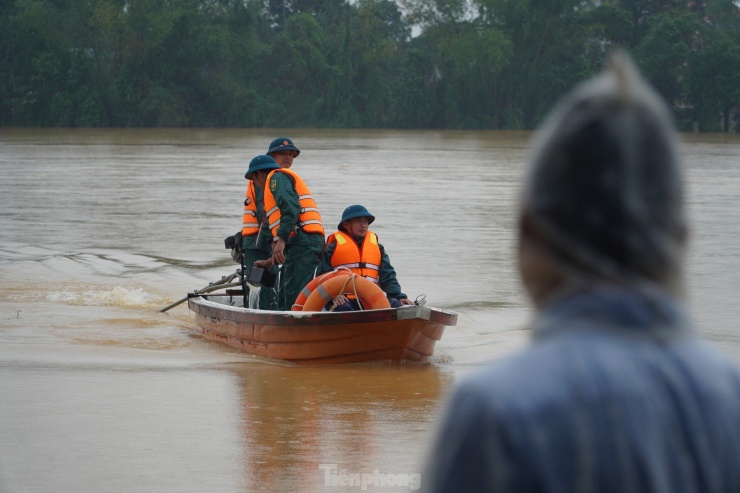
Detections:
[0, 0, 738, 130]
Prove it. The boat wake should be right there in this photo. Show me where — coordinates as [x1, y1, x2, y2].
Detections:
[46, 285, 155, 308]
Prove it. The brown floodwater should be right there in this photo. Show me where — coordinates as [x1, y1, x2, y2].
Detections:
[1, 128, 738, 492]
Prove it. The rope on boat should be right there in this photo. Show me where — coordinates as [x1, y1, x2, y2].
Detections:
[328, 273, 365, 311]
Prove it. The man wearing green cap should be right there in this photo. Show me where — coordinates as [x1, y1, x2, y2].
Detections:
[267, 137, 300, 166]
[247, 154, 325, 311]
[316, 204, 413, 311]
[240, 138, 301, 309]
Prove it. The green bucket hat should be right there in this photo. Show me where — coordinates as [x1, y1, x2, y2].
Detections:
[267, 137, 300, 157]
[338, 204, 375, 230]
[245, 154, 281, 180]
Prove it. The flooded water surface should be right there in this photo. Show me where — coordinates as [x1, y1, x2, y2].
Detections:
[1, 128, 739, 492]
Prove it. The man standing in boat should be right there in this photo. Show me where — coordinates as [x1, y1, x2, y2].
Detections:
[317, 204, 413, 311]
[241, 137, 301, 310]
[247, 154, 325, 311]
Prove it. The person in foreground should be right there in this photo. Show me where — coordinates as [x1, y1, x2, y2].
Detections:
[317, 204, 414, 311]
[422, 51, 740, 493]
[247, 154, 325, 311]
[240, 137, 301, 309]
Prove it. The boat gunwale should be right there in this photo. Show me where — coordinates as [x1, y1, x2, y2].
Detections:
[187, 293, 458, 327]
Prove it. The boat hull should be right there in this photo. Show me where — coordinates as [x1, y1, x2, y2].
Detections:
[187, 294, 457, 365]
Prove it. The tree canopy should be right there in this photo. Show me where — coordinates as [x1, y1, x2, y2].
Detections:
[0, 0, 737, 131]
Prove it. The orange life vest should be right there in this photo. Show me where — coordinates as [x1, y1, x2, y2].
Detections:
[327, 230, 381, 282]
[241, 180, 260, 237]
[263, 168, 324, 238]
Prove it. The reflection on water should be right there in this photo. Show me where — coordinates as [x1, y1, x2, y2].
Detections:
[1, 128, 739, 492]
[234, 364, 449, 492]
[0, 357, 448, 493]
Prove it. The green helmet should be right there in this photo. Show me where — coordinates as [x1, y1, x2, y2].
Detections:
[245, 154, 280, 180]
[267, 137, 300, 157]
[338, 204, 375, 230]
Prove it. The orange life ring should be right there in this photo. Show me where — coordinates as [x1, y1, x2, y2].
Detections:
[301, 274, 391, 312]
[291, 269, 351, 311]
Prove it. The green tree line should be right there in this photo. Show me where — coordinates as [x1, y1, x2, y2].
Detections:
[0, 0, 738, 131]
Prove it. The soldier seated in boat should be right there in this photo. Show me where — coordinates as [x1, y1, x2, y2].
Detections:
[316, 205, 414, 311]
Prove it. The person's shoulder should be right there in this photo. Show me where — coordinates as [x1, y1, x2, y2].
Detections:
[454, 346, 560, 397]
[268, 170, 296, 189]
[271, 170, 291, 180]
[367, 230, 382, 245]
[450, 339, 598, 417]
[277, 170, 300, 185]
[676, 338, 740, 388]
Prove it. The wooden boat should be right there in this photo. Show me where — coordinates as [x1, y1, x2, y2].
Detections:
[187, 291, 457, 365]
